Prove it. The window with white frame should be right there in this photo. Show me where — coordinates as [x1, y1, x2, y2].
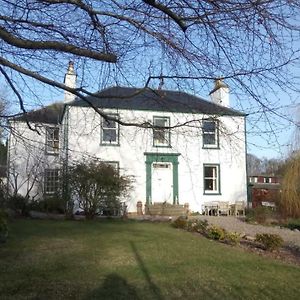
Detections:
[44, 169, 60, 195]
[101, 114, 119, 145]
[204, 164, 220, 194]
[202, 119, 219, 148]
[46, 127, 59, 154]
[153, 116, 170, 147]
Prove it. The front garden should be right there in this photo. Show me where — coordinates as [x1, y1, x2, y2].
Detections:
[0, 219, 300, 299]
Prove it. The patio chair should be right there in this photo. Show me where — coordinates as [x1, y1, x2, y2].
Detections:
[204, 201, 219, 216]
[230, 201, 245, 217]
[218, 201, 230, 216]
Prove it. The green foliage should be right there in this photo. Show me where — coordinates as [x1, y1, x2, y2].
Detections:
[255, 233, 284, 251]
[172, 216, 188, 229]
[69, 160, 132, 219]
[206, 225, 226, 240]
[224, 232, 241, 245]
[8, 194, 30, 216]
[30, 196, 66, 214]
[245, 206, 273, 224]
[186, 219, 240, 245]
[187, 219, 209, 233]
[0, 209, 8, 243]
[285, 219, 300, 231]
[0, 180, 5, 209]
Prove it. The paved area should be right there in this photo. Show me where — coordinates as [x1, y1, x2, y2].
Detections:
[194, 215, 300, 247]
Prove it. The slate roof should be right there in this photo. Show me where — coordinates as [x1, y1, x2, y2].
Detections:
[13, 103, 64, 124]
[69, 86, 245, 116]
[13, 86, 245, 124]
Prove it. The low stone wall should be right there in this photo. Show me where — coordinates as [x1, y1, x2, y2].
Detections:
[144, 202, 189, 216]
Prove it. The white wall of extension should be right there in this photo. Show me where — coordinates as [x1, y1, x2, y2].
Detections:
[8, 121, 61, 199]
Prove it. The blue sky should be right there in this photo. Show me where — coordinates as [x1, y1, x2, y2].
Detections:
[1, 0, 299, 160]
[2, 68, 298, 160]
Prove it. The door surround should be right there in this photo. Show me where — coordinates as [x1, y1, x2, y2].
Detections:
[144, 152, 180, 205]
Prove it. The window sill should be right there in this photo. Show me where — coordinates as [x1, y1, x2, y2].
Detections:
[153, 144, 172, 148]
[100, 142, 120, 147]
[203, 192, 221, 195]
[202, 146, 220, 150]
[45, 151, 59, 156]
[44, 192, 56, 196]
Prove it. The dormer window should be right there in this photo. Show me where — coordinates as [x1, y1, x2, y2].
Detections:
[45, 127, 59, 154]
[202, 119, 219, 148]
[153, 116, 170, 147]
[101, 114, 119, 145]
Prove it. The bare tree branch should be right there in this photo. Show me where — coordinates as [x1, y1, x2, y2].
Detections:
[0, 66, 37, 132]
[0, 0, 299, 152]
[143, 0, 187, 32]
[0, 26, 117, 62]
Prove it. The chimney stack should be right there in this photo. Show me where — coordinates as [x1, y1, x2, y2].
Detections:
[209, 79, 229, 107]
[64, 61, 77, 103]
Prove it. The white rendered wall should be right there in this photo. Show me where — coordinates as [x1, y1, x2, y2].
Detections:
[65, 106, 247, 213]
[8, 121, 61, 199]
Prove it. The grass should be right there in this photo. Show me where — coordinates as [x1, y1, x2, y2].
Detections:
[0, 219, 300, 300]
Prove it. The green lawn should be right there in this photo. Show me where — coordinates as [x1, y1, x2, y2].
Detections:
[0, 219, 300, 300]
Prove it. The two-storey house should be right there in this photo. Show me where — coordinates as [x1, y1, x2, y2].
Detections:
[8, 63, 247, 214]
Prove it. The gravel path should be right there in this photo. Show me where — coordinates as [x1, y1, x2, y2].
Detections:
[194, 215, 300, 247]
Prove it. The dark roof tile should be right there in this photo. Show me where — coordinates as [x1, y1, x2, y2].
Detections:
[13, 87, 245, 124]
[14, 103, 64, 124]
[69, 86, 245, 116]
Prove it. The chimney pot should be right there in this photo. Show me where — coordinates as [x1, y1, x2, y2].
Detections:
[209, 78, 229, 107]
[64, 61, 77, 103]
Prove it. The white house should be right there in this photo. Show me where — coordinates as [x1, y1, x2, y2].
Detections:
[8, 63, 247, 214]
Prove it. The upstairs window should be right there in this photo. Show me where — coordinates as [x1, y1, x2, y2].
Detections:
[101, 114, 119, 145]
[202, 119, 219, 148]
[204, 164, 220, 194]
[46, 127, 59, 154]
[153, 116, 170, 147]
[44, 169, 60, 195]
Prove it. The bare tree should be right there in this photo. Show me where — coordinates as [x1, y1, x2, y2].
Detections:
[247, 153, 263, 176]
[0, 0, 299, 141]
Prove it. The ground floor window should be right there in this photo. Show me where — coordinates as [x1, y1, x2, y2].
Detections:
[44, 169, 60, 195]
[203, 164, 220, 194]
[103, 161, 120, 176]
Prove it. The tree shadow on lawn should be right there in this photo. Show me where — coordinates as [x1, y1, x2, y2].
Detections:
[85, 273, 140, 300]
[130, 241, 164, 300]
[85, 241, 164, 300]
